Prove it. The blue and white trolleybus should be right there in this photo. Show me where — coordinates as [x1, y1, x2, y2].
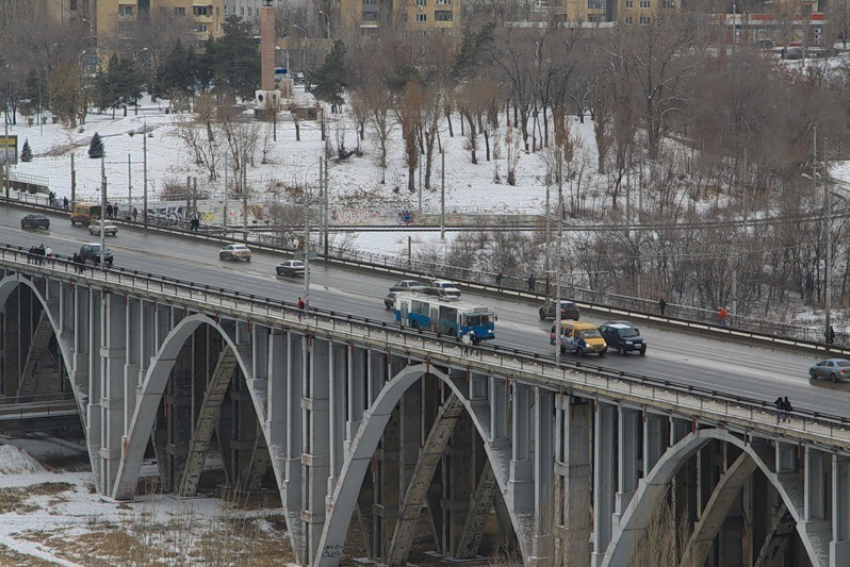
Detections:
[394, 293, 495, 343]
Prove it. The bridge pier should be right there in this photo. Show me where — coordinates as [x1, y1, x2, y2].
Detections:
[592, 402, 616, 567]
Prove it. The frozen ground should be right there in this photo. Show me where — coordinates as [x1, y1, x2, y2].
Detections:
[0, 436, 296, 566]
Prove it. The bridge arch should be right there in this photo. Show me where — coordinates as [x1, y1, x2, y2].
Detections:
[314, 364, 524, 566]
[111, 314, 255, 501]
[0, 275, 74, 395]
[602, 428, 817, 567]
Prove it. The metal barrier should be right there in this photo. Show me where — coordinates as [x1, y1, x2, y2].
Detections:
[2, 244, 849, 448]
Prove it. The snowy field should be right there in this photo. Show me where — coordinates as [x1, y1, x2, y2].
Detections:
[5, 86, 600, 257]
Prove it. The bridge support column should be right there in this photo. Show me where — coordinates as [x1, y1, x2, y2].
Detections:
[443, 395, 473, 558]
[530, 388, 554, 563]
[160, 326, 194, 492]
[831, 455, 850, 566]
[85, 289, 103, 491]
[616, 407, 640, 521]
[592, 401, 616, 567]
[98, 292, 128, 496]
[553, 395, 591, 567]
[123, 298, 141, 428]
[303, 337, 331, 562]
[643, 413, 666, 477]
[508, 383, 533, 515]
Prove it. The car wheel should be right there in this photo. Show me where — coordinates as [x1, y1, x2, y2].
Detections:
[539, 309, 546, 320]
[810, 369, 818, 380]
[639, 348, 646, 356]
[246, 257, 251, 262]
[577, 348, 585, 357]
[831, 372, 839, 383]
[618, 344, 627, 355]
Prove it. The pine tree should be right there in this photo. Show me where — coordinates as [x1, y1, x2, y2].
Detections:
[20, 140, 32, 163]
[89, 132, 105, 158]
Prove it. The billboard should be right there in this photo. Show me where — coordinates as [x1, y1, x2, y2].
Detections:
[0, 135, 18, 166]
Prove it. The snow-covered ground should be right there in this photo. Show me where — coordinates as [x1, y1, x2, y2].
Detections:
[0, 437, 295, 565]
[6, 87, 594, 257]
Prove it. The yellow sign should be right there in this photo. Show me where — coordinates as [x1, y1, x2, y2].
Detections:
[0, 135, 18, 165]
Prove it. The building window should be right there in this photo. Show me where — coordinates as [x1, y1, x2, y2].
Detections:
[195, 23, 208, 33]
[639, 15, 650, 24]
[119, 5, 133, 15]
[400, 11, 408, 20]
[435, 0, 452, 4]
[194, 6, 210, 16]
[175, 7, 186, 16]
[419, 30, 428, 37]
[435, 10, 452, 20]
[639, 0, 649, 7]
[402, 30, 409, 37]
[416, 13, 427, 21]
[625, 0, 633, 7]
[365, 0, 378, 4]
[625, 16, 633, 24]
[588, 1, 604, 8]
[416, 0, 426, 6]
[240, 7, 244, 15]
[661, 0, 674, 6]
[118, 21, 133, 32]
[248, 7, 253, 16]
[363, 11, 380, 20]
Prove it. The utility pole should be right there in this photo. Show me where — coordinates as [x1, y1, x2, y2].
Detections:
[143, 120, 148, 225]
[71, 154, 76, 207]
[224, 153, 228, 229]
[555, 155, 563, 366]
[128, 154, 132, 211]
[322, 156, 329, 256]
[100, 155, 107, 270]
[440, 149, 445, 240]
[303, 190, 311, 310]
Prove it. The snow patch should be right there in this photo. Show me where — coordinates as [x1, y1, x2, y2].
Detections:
[0, 444, 46, 475]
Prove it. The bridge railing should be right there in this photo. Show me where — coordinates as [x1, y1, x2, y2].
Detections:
[3, 244, 850, 448]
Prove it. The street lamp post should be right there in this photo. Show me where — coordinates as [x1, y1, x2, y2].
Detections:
[319, 11, 331, 39]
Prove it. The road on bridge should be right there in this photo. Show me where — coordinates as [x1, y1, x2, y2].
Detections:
[1, 206, 844, 420]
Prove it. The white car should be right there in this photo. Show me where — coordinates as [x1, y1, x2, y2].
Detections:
[88, 219, 118, 236]
[426, 279, 461, 297]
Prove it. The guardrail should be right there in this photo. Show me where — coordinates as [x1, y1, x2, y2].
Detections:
[2, 198, 837, 347]
[0, 399, 79, 422]
[2, 244, 849, 448]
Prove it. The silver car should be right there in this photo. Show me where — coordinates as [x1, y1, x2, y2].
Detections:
[809, 359, 850, 382]
[389, 280, 426, 292]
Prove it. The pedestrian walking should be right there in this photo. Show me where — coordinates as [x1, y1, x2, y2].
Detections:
[74, 253, 85, 274]
[718, 306, 729, 327]
[527, 274, 536, 292]
[296, 297, 306, 319]
[63, 196, 69, 211]
[774, 396, 787, 423]
[828, 325, 836, 345]
[44, 246, 52, 264]
[658, 297, 667, 316]
[783, 397, 794, 420]
[133, 207, 138, 222]
[495, 272, 503, 288]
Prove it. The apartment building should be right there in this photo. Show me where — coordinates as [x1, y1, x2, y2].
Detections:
[95, 0, 225, 54]
[340, 0, 462, 39]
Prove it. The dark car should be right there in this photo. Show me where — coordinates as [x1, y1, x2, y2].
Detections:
[384, 291, 397, 310]
[809, 359, 850, 382]
[21, 214, 50, 230]
[598, 321, 646, 355]
[276, 260, 306, 277]
[79, 243, 114, 266]
[538, 299, 581, 321]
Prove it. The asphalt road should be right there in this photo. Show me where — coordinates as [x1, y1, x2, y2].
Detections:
[3, 206, 848, 419]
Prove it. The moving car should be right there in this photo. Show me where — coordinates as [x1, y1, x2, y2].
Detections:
[389, 279, 427, 293]
[219, 244, 252, 262]
[88, 219, 118, 236]
[384, 291, 397, 310]
[79, 243, 114, 266]
[599, 321, 646, 355]
[809, 359, 850, 382]
[424, 279, 461, 297]
[21, 214, 50, 230]
[550, 321, 607, 356]
[538, 299, 580, 321]
[276, 260, 306, 277]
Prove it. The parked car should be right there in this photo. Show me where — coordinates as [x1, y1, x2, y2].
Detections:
[550, 321, 607, 356]
[219, 244, 252, 262]
[88, 219, 118, 236]
[424, 279, 461, 297]
[79, 243, 114, 266]
[276, 260, 306, 277]
[538, 299, 581, 321]
[21, 214, 50, 230]
[809, 359, 850, 382]
[384, 292, 397, 310]
[389, 279, 427, 293]
[599, 321, 647, 355]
